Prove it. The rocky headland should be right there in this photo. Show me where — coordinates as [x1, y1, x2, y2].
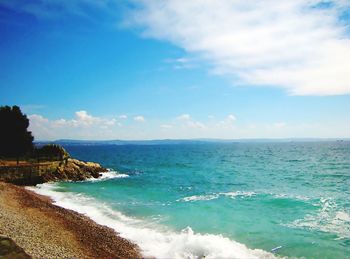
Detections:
[0, 144, 108, 185]
[0, 158, 108, 185]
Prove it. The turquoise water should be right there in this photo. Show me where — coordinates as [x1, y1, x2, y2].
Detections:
[35, 142, 350, 258]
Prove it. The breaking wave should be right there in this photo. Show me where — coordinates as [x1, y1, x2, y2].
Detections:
[30, 184, 276, 259]
[85, 170, 129, 182]
[285, 198, 350, 239]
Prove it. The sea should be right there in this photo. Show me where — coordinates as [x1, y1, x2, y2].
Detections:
[31, 141, 350, 259]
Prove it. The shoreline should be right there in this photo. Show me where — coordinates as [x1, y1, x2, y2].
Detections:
[32, 178, 278, 259]
[0, 181, 142, 258]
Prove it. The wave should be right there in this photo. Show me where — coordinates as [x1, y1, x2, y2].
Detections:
[221, 191, 256, 198]
[178, 191, 256, 203]
[85, 170, 129, 182]
[177, 194, 219, 202]
[30, 184, 276, 259]
[178, 191, 315, 204]
[271, 193, 310, 201]
[285, 198, 350, 239]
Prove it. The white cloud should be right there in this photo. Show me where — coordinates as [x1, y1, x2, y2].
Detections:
[28, 111, 117, 140]
[165, 56, 197, 69]
[177, 114, 191, 120]
[176, 114, 206, 129]
[134, 115, 145, 122]
[105, 118, 117, 126]
[28, 112, 350, 140]
[119, 114, 128, 119]
[160, 124, 173, 129]
[75, 110, 97, 126]
[217, 114, 237, 129]
[127, 0, 350, 96]
[187, 121, 206, 129]
[273, 122, 287, 128]
[66, 110, 116, 127]
[29, 114, 49, 124]
[227, 114, 236, 122]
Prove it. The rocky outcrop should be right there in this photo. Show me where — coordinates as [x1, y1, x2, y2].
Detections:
[41, 159, 108, 182]
[0, 158, 107, 186]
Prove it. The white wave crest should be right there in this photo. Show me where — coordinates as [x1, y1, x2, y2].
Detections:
[177, 194, 219, 202]
[272, 193, 310, 201]
[86, 171, 129, 182]
[178, 191, 256, 203]
[285, 198, 350, 239]
[221, 191, 256, 199]
[30, 184, 276, 259]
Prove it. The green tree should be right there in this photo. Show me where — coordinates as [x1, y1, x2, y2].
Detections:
[0, 105, 34, 162]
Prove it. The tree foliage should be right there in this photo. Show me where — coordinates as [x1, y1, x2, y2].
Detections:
[35, 144, 70, 161]
[0, 105, 34, 158]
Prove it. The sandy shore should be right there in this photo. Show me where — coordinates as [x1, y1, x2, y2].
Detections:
[0, 181, 142, 259]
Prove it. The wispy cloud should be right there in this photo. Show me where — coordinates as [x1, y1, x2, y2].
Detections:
[216, 114, 237, 129]
[5, 1, 350, 95]
[176, 114, 206, 129]
[160, 124, 172, 129]
[126, 0, 350, 96]
[227, 114, 236, 122]
[164, 56, 197, 70]
[134, 115, 145, 122]
[177, 114, 191, 121]
[273, 122, 287, 129]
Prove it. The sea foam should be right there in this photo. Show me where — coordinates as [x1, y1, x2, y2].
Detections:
[30, 183, 276, 259]
[178, 191, 256, 202]
[177, 194, 219, 202]
[85, 170, 129, 182]
[285, 197, 350, 239]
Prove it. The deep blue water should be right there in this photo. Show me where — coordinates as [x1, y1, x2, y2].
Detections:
[35, 142, 350, 258]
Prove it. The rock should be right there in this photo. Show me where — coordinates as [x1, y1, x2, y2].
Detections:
[41, 158, 108, 183]
[0, 235, 31, 258]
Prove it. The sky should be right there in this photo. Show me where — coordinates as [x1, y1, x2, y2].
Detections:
[0, 0, 350, 140]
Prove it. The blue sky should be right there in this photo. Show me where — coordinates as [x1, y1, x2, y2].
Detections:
[0, 0, 350, 140]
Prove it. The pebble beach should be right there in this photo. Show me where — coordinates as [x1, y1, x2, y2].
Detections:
[0, 181, 142, 258]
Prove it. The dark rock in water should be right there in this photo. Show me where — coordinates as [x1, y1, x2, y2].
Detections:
[0, 235, 31, 258]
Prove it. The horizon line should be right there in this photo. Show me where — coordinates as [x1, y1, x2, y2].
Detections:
[34, 137, 350, 142]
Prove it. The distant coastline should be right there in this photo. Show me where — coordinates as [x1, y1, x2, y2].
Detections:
[35, 137, 350, 146]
